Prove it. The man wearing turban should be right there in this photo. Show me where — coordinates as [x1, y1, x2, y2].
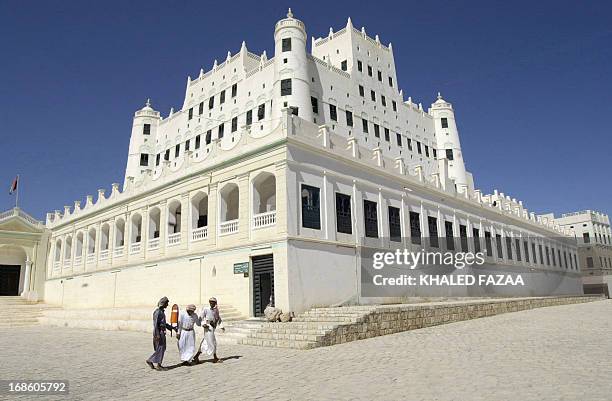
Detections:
[177, 304, 201, 365]
[146, 296, 174, 371]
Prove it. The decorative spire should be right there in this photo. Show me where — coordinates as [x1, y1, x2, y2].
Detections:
[329, 27, 334, 37]
[347, 17, 353, 29]
[361, 27, 366, 36]
[145, 98, 151, 108]
[287, 8, 293, 18]
[240, 40, 247, 53]
[437, 92, 442, 100]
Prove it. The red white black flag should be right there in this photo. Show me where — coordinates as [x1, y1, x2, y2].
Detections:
[9, 176, 18, 195]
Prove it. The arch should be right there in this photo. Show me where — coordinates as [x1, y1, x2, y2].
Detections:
[191, 191, 209, 229]
[167, 200, 182, 234]
[219, 183, 239, 222]
[54, 238, 62, 262]
[252, 172, 276, 214]
[115, 219, 125, 247]
[64, 236, 72, 260]
[131, 213, 142, 243]
[149, 207, 161, 239]
[87, 228, 96, 254]
[76, 232, 84, 257]
[100, 223, 110, 250]
[0, 245, 28, 295]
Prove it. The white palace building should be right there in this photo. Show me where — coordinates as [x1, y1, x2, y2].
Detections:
[4, 11, 584, 316]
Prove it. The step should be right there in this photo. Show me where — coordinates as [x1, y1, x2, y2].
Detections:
[246, 332, 326, 342]
[239, 337, 318, 350]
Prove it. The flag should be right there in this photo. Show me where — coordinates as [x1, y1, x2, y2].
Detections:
[9, 176, 18, 195]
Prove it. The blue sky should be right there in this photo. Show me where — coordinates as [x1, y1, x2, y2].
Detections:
[0, 0, 610, 220]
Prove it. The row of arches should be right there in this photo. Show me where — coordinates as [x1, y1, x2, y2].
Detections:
[52, 172, 277, 265]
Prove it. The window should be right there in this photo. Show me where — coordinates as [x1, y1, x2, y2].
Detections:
[407, 138, 412, 151]
[188, 107, 193, 120]
[155, 154, 160, 166]
[433, 149, 437, 158]
[410, 211, 421, 244]
[515, 239, 522, 261]
[208, 97, 214, 110]
[359, 85, 364, 97]
[341, 60, 347, 71]
[364, 200, 378, 238]
[583, 232, 590, 243]
[374, 124, 380, 138]
[445, 221, 455, 250]
[282, 38, 291, 52]
[538, 244, 544, 265]
[381, 95, 386, 107]
[425, 146, 430, 158]
[336, 193, 352, 234]
[258, 104, 265, 120]
[218, 123, 224, 139]
[485, 231, 493, 256]
[441, 118, 448, 129]
[195, 135, 201, 149]
[246, 110, 252, 125]
[174, 144, 180, 158]
[388, 76, 393, 87]
[524, 241, 530, 263]
[281, 78, 292, 96]
[377, 70, 382, 81]
[417, 141, 422, 154]
[231, 117, 238, 132]
[506, 237, 513, 260]
[231, 83, 237, 98]
[586, 256, 593, 268]
[384, 128, 390, 142]
[185, 139, 190, 151]
[346, 110, 353, 127]
[164, 149, 170, 161]
[367, 65, 372, 76]
[428, 217, 439, 248]
[357, 60, 362, 72]
[446, 149, 454, 160]
[551, 248, 556, 266]
[389, 206, 401, 241]
[392, 100, 397, 112]
[205, 130, 212, 145]
[496, 234, 503, 259]
[545, 246, 550, 265]
[139, 153, 149, 166]
[362, 119, 369, 133]
[143, 124, 151, 135]
[473, 228, 481, 253]
[220, 90, 225, 104]
[396, 133, 402, 147]
[311, 97, 318, 114]
[370, 90, 376, 101]
[329, 104, 337, 121]
[460, 224, 468, 252]
[301, 184, 320, 229]
[290, 106, 298, 116]
[199, 102, 204, 115]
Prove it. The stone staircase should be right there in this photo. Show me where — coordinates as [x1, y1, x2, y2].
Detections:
[0, 296, 57, 328]
[40, 303, 246, 333]
[216, 318, 266, 345]
[239, 295, 604, 350]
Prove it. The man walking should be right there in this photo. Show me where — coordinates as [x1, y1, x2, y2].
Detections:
[146, 296, 174, 371]
[177, 304, 201, 365]
[194, 297, 225, 363]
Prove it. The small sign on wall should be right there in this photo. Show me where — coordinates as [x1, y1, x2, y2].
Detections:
[233, 262, 249, 274]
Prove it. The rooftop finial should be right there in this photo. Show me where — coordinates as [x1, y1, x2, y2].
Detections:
[287, 8, 293, 18]
[437, 92, 442, 100]
[145, 98, 151, 108]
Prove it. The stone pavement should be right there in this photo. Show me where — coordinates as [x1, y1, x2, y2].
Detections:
[1, 300, 611, 401]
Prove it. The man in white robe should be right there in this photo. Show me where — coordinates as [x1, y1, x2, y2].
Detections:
[176, 304, 201, 365]
[194, 297, 224, 363]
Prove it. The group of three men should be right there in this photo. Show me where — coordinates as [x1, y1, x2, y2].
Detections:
[146, 296, 224, 371]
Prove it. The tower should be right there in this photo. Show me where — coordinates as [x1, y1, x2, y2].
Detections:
[430, 93, 468, 188]
[124, 99, 160, 188]
[272, 9, 313, 122]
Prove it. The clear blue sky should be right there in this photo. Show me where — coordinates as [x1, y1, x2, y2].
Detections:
[1, 0, 610, 220]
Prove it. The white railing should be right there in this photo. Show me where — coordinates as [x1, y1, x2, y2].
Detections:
[114, 246, 124, 257]
[148, 237, 160, 250]
[252, 210, 276, 229]
[53, 261, 61, 270]
[219, 219, 239, 236]
[191, 226, 208, 242]
[86, 253, 96, 264]
[63, 259, 71, 268]
[99, 249, 109, 261]
[130, 242, 141, 254]
[74, 256, 82, 265]
[167, 232, 181, 246]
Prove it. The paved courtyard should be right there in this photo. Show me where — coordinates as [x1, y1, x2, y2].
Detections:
[1, 300, 611, 401]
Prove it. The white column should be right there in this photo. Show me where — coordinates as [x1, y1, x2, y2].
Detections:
[21, 257, 32, 297]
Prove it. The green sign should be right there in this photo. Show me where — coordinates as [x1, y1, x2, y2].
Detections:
[233, 262, 249, 274]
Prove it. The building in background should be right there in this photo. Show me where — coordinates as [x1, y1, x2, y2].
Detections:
[39, 11, 583, 315]
[550, 210, 612, 297]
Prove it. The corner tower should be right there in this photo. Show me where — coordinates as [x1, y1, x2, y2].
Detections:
[430, 93, 468, 188]
[124, 99, 160, 188]
[272, 9, 312, 122]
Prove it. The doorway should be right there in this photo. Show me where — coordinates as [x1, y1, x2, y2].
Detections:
[0, 265, 21, 296]
[252, 254, 274, 317]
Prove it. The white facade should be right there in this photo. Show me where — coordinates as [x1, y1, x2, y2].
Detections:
[42, 11, 583, 315]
